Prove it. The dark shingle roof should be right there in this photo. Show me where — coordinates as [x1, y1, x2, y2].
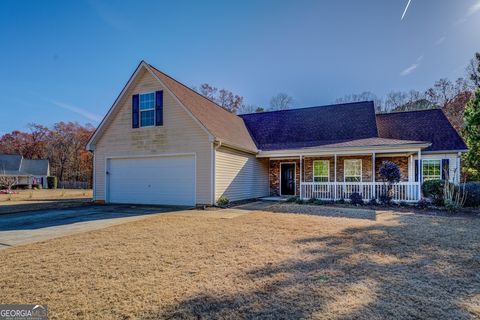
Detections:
[376, 109, 467, 152]
[0, 155, 22, 172]
[21, 159, 49, 176]
[240, 101, 379, 151]
[0, 154, 49, 176]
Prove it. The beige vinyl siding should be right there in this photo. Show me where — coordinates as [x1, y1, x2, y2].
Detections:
[215, 146, 269, 202]
[93, 67, 213, 204]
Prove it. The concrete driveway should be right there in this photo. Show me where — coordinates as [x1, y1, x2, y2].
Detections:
[0, 205, 183, 249]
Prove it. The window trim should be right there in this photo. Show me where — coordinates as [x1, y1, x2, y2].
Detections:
[139, 91, 156, 127]
[422, 159, 442, 181]
[344, 159, 362, 182]
[313, 160, 329, 182]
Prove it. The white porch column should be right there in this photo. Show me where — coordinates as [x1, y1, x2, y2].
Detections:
[456, 152, 461, 184]
[408, 154, 413, 182]
[299, 155, 303, 199]
[372, 152, 376, 200]
[334, 154, 337, 200]
[417, 149, 422, 200]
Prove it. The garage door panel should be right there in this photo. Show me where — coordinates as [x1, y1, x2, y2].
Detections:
[107, 155, 195, 206]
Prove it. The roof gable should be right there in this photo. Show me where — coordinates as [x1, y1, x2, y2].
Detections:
[146, 64, 257, 152]
[0, 154, 22, 172]
[87, 61, 257, 153]
[0, 154, 49, 176]
[240, 101, 379, 151]
[376, 109, 467, 152]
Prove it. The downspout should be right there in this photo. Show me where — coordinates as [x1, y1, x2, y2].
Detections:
[212, 139, 223, 206]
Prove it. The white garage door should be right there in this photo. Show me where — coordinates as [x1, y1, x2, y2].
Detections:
[107, 155, 195, 206]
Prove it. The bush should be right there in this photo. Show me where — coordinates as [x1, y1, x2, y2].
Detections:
[47, 176, 57, 189]
[336, 198, 345, 204]
[216, 196, 229, 206]
[417, 198, 430, 209]
[368, 198, 378, 206]
[422, 179, 445, 206]
[313, 199, 325, 205]
[286, 196, 298, 203]
[295, 198, 305, 205]
[379, 193, 391, 205]
[306, 198, 316, 204]
[463, 182, 480, 207]
[379, 161, 401, 183]
[349, 192, 364, 205]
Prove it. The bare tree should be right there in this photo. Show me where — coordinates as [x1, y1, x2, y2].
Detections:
[467, 52, 480, 88]
[269, 93, 293, 111]
[335, 91, 384, 112]
[237, 104, 257, 115]
[217, 89, 243, 114]
[425, 78, 468, 108]
[384, 91, 408, 111]
[0, 167, 18, 190]
[198, 83, 217, 100]
[385, 90, 433, 112]
[197, 83, 243, 114]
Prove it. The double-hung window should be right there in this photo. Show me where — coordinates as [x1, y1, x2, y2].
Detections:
[422, 160, 441, 181]
[313, 160, 329, 182]
[344, 159, 362, 182]
[139, 92, 155, 127]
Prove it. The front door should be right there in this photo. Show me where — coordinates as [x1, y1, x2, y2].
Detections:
[281, 163, 295, 196]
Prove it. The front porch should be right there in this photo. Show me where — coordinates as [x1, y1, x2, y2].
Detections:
[266, 152, 422, 203]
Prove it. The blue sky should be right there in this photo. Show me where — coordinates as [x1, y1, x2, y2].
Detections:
[0, 0, 479, 134]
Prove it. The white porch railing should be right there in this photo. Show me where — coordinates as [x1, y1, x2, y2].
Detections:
[301, 182, 421, 202]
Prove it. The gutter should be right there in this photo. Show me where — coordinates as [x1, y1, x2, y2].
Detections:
[214, 139, 258, 155]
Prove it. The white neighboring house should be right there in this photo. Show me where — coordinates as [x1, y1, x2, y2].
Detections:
[0, 154, 50, 189]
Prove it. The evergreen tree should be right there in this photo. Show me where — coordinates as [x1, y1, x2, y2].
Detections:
[463, 89, 480, 180]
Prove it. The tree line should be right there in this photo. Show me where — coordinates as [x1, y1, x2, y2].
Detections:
[194, 83, 294, 114]
[1, 54, 478, 186]
[0, 122, 95, 186]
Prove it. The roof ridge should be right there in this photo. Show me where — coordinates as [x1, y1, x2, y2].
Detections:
[146, 63, 244, 121]
[240, 101, 374, 116]
[376, 108, 442, 116]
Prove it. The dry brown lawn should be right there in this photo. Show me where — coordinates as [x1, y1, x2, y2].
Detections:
[0, 209, 479, 319]
[0, 189, 92, 214]
[0, 189, 92, 202]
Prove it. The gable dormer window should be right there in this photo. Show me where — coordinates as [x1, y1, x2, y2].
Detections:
[139, 92, 155, 127]
[132, 91, 163, 128]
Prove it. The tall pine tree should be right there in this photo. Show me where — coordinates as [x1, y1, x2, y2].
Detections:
[463, 89, 480, 180]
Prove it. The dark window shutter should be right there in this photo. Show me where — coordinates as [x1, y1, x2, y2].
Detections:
[155, 90, 163, 126]
[414, 160, 418, 182]
[441, 159, 449, 180]
[132, 94, 139, 128]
